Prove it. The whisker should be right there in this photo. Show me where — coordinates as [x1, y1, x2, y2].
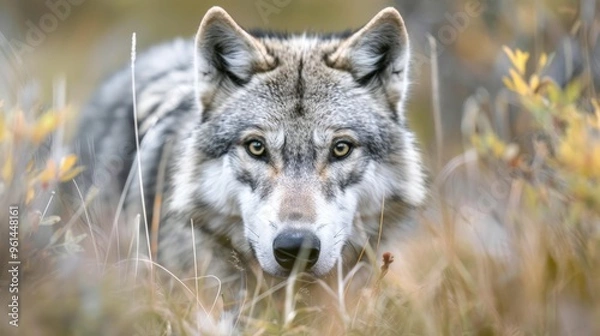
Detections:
[333, 227, 346, 239]
[247, 227, 260, 239]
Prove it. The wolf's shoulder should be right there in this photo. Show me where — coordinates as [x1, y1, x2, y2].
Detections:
[87, 38, 195, 108]
[74, 38, 197, 197]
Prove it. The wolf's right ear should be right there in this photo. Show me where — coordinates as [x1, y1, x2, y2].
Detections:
[195, 7, 276, 87]
[327, 8, 410, 112]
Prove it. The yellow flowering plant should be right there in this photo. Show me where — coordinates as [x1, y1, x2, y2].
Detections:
[0, 103, 84, 232]
[473, 46, 600, 211]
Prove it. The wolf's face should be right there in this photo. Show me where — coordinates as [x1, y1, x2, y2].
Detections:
[172, 7, 426, 277]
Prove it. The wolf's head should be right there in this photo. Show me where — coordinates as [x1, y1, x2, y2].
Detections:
[172, 7, 427, 277]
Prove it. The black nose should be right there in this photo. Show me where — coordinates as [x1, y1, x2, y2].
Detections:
[273, 230, 320, 271]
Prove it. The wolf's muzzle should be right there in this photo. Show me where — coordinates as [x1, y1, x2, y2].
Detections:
[272, 230, 320, 271]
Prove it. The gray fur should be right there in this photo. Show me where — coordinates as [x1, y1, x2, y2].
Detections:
[75, 7, 427, 287]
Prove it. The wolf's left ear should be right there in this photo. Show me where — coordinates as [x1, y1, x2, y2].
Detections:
[195, 7, 276, 87]
[327, 8, 410, 109]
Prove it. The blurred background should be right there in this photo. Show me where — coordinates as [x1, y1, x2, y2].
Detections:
[0, 2, 599, 335]
[0, 0, 598, 160]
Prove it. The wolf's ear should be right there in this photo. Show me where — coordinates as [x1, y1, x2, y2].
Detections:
[195, 7, 276, 87]
[327, 8, 410, 107]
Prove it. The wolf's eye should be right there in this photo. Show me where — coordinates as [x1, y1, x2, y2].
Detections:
[331, 141, 353, 159]
[246, 140, 266, 158]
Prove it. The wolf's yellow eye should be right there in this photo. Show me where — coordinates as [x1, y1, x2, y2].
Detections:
[246, 140, 266, 157]
[332, 141, 353, 159]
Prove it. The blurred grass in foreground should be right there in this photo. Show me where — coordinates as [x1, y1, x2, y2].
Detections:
[0, 46, 599, 335]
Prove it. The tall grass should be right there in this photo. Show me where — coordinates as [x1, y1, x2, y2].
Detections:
[1, 42, 599, 335]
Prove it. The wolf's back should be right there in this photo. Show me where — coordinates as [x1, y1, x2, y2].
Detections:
[74, 38, 197, 215]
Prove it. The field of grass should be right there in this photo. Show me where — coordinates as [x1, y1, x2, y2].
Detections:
[1, 15, 599, 336]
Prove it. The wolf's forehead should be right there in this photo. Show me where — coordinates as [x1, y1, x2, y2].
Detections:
[259, 35, 345, 89]
[258, 34, 344, 59]
[242, 36, 367, 119]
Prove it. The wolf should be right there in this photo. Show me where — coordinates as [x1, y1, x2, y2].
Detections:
[75, 6, 427, 289]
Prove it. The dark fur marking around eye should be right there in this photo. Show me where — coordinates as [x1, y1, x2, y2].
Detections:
[236, 170, 257, 191]
[258, 185, 272, 200]
[198, 118, 254, 159]
[339, 169, 364, 192]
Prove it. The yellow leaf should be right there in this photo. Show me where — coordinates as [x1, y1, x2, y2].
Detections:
[59, 154, 78, 175]
[516, 50, 530, 75]
[0, 114, 5, 142]
[509, 69, 530, 95]
[503, 46, 518, 68]
[2, 155, 14, 181]
[26, 160, 34, 173]
[59, 166, 85, 182]
[565, 81, 582, 104]
[529, 75, 540, 91]
[591, 99, 600, 128]
[488, 134, 507, 157]
[32, 112, 59, 144]
[504, 47, 530, 75]
[546, 81, 562, 103]
[538, 53, 548, 70]
[25, 187, 35, 204]
[37, 159, 57, 183]
[592, 99, 600, 114]
[502, 77, 516, 91]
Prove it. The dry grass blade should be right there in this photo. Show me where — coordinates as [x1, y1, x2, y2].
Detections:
[72, 179, 100, 268]
[130, 32, 152, 269]
[428, 34, 444, 171]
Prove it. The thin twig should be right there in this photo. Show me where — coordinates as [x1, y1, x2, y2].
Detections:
[375, 195, 385, 254]
[150, 138, 171, 260]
